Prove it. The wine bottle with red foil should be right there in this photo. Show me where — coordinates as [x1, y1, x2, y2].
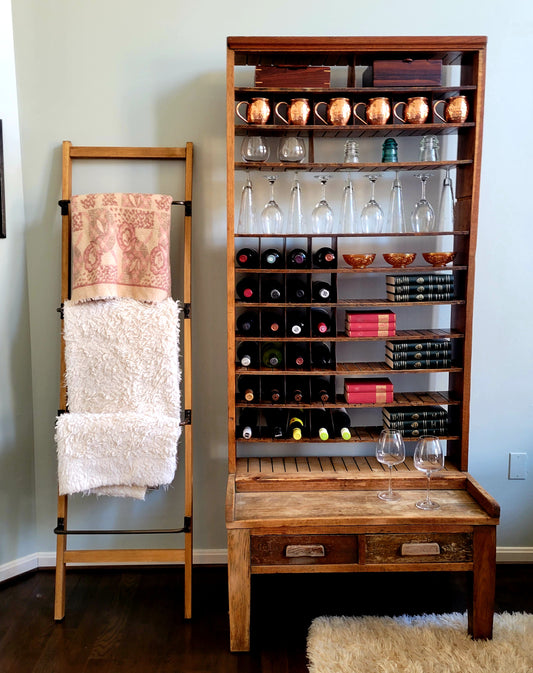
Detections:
[261, 342, 283, 369]
[236, 342, 259, 368]
[287, 411, 306, 440]
[313, 246, 337, 269]
[236, 310, 259, 336]
[311, 342, 333, 368]
[311, 308, 333, 336]
[286, 277, 310, 303]
[332, 408, 352, 441]
[261, 247, 283, 269]
[236, 277, 259, 302]
[238, 408, 259, 439]
[237, 376, 259, 402]
[264, 408, 286, 439]
[261, 310, 284, 337]
[286, 343, 309, 369]
[310, 376, 332, 404]
[311, 408, 332, 441]
[262, 375, 284, 403]
[286, 309, 308, 337]
[261, 278, 284, 302]
[312, 280, 333, 302]
[235, 247, 259, 268]
[286, 247, 309, 269]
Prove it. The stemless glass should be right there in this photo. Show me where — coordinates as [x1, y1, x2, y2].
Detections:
[287, 173, 305, 234]
[240, 136, 270, 162]
[339, 173, 358, 233]
[411, 174, 435, 233]
[436, 168, 455, 231]
[360, 175, 384, 233]
[311, 175, 334, 234]
[237, 172, 255, 234]
[386, 172, 406, 233]
[375, 428, 406, 501]
[413, 436, 445, 510]
[261, 175, 283, 234]
[278, 137, 306, 162]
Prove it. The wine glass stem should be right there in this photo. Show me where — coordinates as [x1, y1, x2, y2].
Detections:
[388, 465, 393, 497]
[426, 472, 431, 504]
[370, 179, 375, 201]
[421, 178, 427, 200]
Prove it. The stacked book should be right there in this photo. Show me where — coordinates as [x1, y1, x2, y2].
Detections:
[344, 377, 393, 403]
[345, 310, 396, 337]
[383, 405, 449, 438]
[385, 339, 452, 369]
[386, 274, 455, 302]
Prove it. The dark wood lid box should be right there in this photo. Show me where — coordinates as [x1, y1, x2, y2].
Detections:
[255, 66, 331, 88]
[368, 59, 442, 86]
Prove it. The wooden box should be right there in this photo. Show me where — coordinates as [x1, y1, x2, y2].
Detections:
[371, 59, 442, 86]
[255, 66, 330, 88]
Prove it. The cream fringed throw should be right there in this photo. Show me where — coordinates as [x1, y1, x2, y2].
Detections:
[55, 298, 181, 499]
[70, 193, 173, 304]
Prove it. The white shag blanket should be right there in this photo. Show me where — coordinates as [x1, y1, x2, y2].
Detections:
[55, 297, 181, 499]
[307, 612, 533, 673]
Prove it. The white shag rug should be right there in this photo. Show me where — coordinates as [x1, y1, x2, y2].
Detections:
[307, 612, 533, 673]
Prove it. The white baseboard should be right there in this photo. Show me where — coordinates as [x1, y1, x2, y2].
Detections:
[2, 547, 531, 583]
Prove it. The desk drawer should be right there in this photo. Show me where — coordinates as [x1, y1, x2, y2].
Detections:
[251, 535, 357, 566]
[364, 533, 473, 565]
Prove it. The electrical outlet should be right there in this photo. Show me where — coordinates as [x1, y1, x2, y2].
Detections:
[508, 453, 528, 480]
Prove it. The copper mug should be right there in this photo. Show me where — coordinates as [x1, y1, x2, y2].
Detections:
[353, 97, 391, 125]
[274, 98, 311, 125]
[314, 97, 352, 126]
[433, 95, 469, 123]
[236, 97, 271, 125]
[393, 97, 429, 124]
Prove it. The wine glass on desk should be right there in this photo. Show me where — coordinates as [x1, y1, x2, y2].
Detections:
[375, 428, 406, 501]
[413, 436, 445, 510]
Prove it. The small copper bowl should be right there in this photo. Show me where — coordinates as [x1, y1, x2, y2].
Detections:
[343, 253, 376, 269]
[423, 252, 456, 267]
[383, 253, 416, 268]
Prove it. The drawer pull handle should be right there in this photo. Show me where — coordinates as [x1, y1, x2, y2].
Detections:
[401, 542, 440, 556]
[285, 544, 325, 558]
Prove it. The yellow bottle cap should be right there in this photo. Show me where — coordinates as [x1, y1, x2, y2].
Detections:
[292, 428, 302, 440]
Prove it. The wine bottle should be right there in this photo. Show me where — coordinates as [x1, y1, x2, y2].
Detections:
[286, 377, 307, 403]
[235, 247, 259, 268]
[236, 310, 259, 336]
[332, 408, 352, 441]
[286, 309, 308, 337]
[238, 408, 258, 439]
[310, 376, 331, 404]
[287, 411, 305, 441]
[311, 409, 331, 441]
[286, 247, 309, 269]
[261, 310, 284, 337]
[311, 342, 333, 368]
[261, 342, 283, 368]
[237, 376, 259, 402]
[236, 342, 259, 368]
[313, 246, 337, 269]
[311, 308, 332, 336]
[236, 277, 259, 302]
[261, 247, 283, 269]
[312, 280, 333, 302]
[261, 278, 284, 302]
[262, 375, 284, 403]
[264, 408, 286, 439]
[286, 277, 310, 303]
[286, 343, 309, 369]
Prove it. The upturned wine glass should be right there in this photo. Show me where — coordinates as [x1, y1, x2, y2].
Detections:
[360, 175, 384, 233]
[411, 174, 435, 233]
[311, 175, 333, 234]
[237, 171, 255, 234]
[413, 436, 445, 510]
[261, 175, 283, 234]
[287, 173, 305, 234]
[436, 168, 455, 231]
[376, 428, 406, 501]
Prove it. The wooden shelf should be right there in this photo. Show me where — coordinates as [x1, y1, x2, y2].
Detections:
[236, 328, 464, 344]
[235, 125, 475, 139]
[235, 159, 473, 171]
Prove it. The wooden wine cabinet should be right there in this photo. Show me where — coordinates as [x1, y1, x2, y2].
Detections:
[225, 36, 499, 652]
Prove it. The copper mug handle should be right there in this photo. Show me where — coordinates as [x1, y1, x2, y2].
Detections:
[433, 99, 447, 123]
[235, 100, 250, 124]
[353, 101, 368, 125]
[393, 101, 407, 123]
[274, 101, 290, 124]
[313, 101, 329, 125]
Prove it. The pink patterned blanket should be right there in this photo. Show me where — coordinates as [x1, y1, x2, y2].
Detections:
[70, 193, 172, 303]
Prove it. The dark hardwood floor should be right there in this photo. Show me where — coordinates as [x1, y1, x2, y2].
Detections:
[0, 564, 531, 672]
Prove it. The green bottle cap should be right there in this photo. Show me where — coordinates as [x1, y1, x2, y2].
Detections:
[318, 427, 329, 441]
[341, 427, 351, 441]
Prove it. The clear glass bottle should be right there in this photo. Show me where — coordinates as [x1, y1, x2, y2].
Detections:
[386, 172, 406, 233]
[237, 172, 255, 234]
[287, 173, 305, 234]
[343, 139, 359, 163]
[339, 174, 357, 233]
[419, 135, 440, 162]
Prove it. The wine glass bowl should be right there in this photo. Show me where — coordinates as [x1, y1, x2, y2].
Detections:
[375, 428, 406, 501]
[413, 436, 445, 510]
[261, 175, 283, 235]
[383, 252, 416, 268]
[343, 253, 376, 269]
[423, 251, 456, 267]
[411, 174, 435, 233]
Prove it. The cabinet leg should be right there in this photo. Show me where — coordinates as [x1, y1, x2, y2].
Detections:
[468, 525, 496, 639]
[227, 528, 251, 652]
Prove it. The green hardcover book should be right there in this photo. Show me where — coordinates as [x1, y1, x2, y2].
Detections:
[385, 340, 451, 352]
[386, 291, 455, 302]
[383, 406, 448, 422]
[385, 356, 452, 369]
[386, 274, 453, 285]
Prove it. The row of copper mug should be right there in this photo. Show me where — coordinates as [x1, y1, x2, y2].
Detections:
[235, 95, 469, 126]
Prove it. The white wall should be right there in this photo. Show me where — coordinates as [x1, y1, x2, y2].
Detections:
[6, 0, 533, 565]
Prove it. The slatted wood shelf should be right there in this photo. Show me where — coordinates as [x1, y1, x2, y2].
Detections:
[235, 158, 473, 170]
[236, 329, 463, 345]
[236, 265, 467, 275]
[235, 85, 477, 95]
[235, 427, 459, 444]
